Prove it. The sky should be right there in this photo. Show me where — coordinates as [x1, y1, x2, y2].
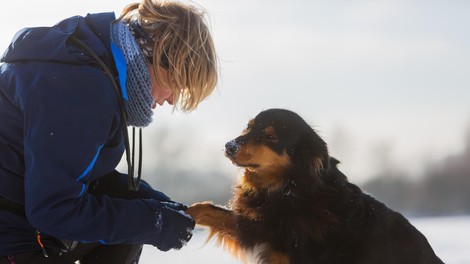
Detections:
[1, 0, 469, 183]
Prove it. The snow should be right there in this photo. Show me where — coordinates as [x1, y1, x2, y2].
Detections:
[140, 216, 470, 264]
[140, 227, 238, 264]
[412, 216, 470, 264]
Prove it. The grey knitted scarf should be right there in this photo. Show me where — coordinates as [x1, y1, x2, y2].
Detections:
[110, 21, 154, 127]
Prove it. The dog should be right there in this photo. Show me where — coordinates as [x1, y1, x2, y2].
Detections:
[186, 109, 443, 264]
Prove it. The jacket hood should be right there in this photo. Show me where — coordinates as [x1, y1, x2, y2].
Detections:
[1, 12, 116, 65]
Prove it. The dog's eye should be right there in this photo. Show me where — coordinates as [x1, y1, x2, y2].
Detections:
[265, 134, 278, 142]
[244, 120, 255, 133]
[242, 126, 251, 135]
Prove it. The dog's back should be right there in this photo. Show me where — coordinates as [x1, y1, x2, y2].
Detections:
[288, 159, 444, 264]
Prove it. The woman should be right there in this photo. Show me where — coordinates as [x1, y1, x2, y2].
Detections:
[0, 0, 218, 263]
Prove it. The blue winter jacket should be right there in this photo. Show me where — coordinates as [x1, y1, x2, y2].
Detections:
[0, 13, 171, 256]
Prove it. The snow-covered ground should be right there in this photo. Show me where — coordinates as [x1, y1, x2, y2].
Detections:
[140, 215, 470, 264]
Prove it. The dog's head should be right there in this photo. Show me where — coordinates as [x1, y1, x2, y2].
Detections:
[225, 109, 329, 191]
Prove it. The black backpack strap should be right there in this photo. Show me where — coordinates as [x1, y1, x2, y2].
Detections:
[70, 35, 142, 191]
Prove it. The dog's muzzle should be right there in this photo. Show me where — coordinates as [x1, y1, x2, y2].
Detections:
[225, 140, 240, 157]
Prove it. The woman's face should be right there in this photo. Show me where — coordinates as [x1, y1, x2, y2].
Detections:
[148, 64, 174, 109]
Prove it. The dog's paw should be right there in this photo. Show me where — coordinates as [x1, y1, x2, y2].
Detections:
[186, 202, 232, 227]
[186, 202, 214, 223]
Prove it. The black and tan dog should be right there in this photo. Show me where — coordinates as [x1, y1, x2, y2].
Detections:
[187, 109, 443, 264]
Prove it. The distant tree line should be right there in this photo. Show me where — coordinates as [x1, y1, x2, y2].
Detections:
[141, 124, 470, 216]
[362, 129, 470, 217]
[139, 126, 235, 206]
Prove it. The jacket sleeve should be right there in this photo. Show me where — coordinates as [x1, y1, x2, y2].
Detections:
[20, 64, 165, 245]
[89, 170, 171, 202]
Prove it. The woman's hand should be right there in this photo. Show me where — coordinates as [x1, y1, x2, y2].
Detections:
[153, 202, 195, 251]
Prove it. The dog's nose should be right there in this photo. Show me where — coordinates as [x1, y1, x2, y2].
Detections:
[225, 140, 240, 157]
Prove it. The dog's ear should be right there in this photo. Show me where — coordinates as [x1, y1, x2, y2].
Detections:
[297, 130, 329, 178]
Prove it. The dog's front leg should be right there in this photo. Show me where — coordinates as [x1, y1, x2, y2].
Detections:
[188, 202, 249, 260]
[186, 202, 236, 237]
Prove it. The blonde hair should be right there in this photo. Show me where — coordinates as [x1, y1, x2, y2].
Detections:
[118, 0, 218, 112]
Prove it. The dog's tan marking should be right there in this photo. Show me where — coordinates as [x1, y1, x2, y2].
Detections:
[186, 203, 235, 235]
[234, 144, 290, 192]
[186, 202, 246, 261]
[267, 250, 290, 264]
[262, 126, 278, 142]
[253, 245, 291, 264]
[242, 119, 255, 135]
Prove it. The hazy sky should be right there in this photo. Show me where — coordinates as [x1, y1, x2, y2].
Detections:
[2, 0, 469, 182]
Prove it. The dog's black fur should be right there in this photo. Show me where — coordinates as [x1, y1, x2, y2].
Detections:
[188, 109, 443, 264]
